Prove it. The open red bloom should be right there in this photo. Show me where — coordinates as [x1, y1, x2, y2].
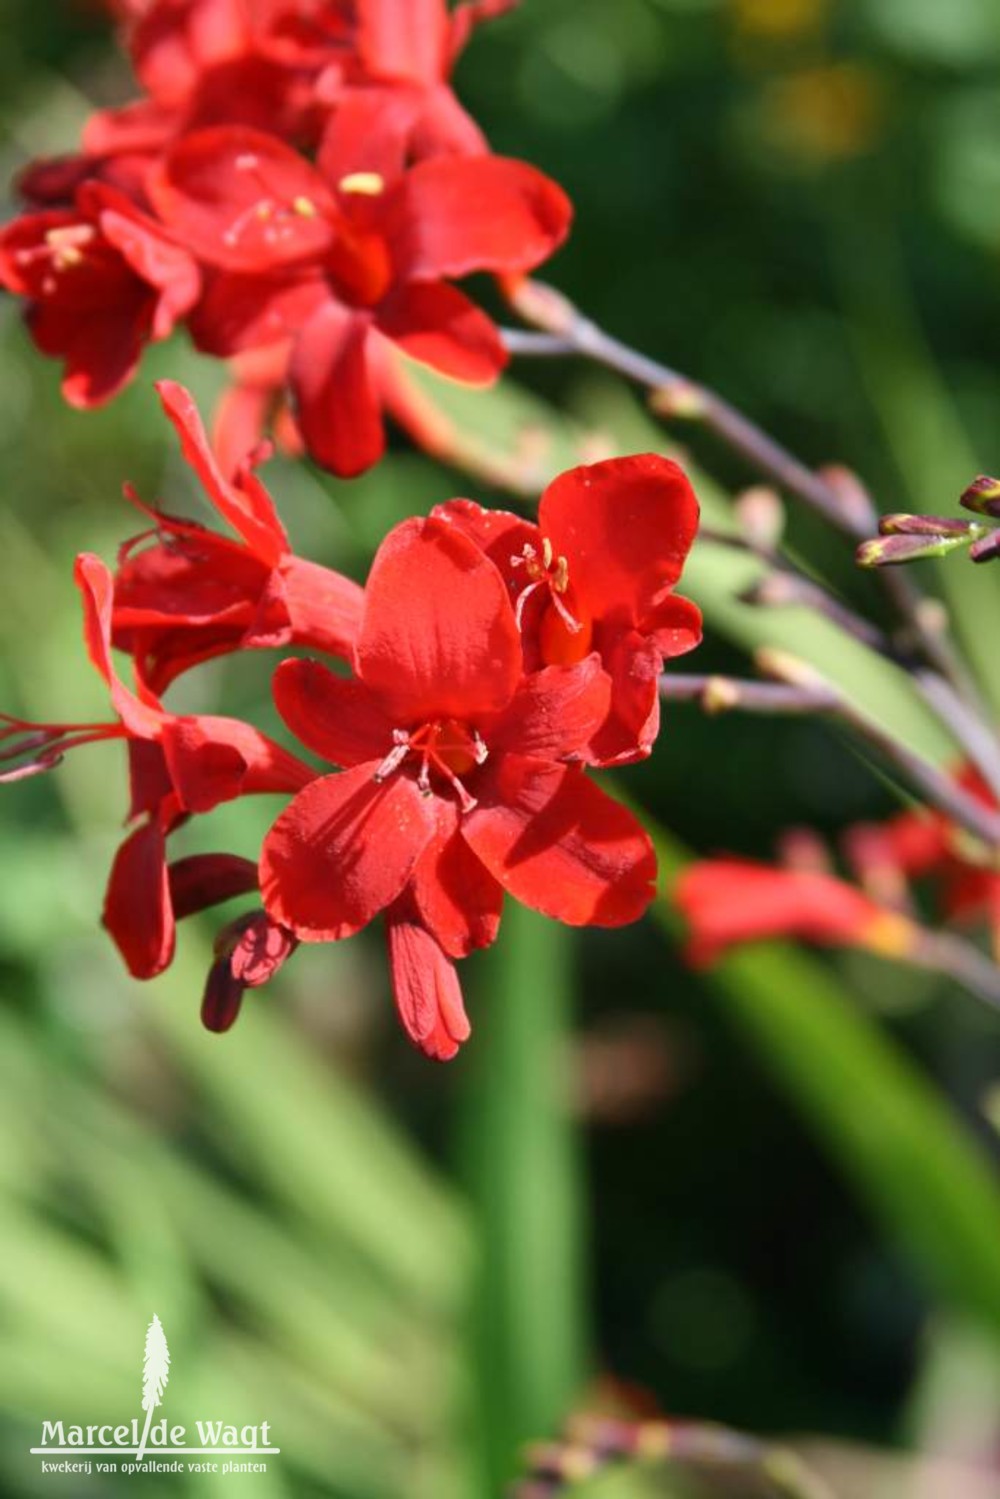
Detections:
[674, 859, 916, 968]
[0, 182, 199, 406]
[110, 380, 363, 691]
[150, 123, 571, 473]
[0, 553, 312, 981]
[436, 454, 702, 763]
[260, 514, 655, 1058]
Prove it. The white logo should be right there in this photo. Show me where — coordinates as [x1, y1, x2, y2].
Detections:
[30, 1315, 279, 1478]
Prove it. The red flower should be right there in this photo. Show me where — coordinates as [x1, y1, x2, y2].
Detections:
[150, 123, 571, 473]
[260, 514, 656, 1058]
[110, 380, 363, 690]
[0, 553, 312, 980]
[0, 182, 199, 406]
[674, 859, 916, 967]
[436, 455, 702, 763]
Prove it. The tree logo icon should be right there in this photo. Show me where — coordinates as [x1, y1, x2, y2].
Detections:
[137, 1315, 170, 1464]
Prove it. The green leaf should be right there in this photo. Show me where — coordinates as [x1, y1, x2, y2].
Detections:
[461, 905, 589, 1491]
[650, 819, 1000, 1338]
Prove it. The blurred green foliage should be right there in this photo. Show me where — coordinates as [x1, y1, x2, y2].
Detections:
[3, 2, 1000, 1497]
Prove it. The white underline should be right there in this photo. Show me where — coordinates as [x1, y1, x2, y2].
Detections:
[32, 1448, 280, 1456]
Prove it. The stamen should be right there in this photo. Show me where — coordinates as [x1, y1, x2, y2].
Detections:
[373, 730, 411, 783]
[339, 172, 386, 196]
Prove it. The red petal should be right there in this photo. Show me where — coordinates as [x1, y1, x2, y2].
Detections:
[463, 755, 656, 926]
[103, 819, 174, 979]
[647, 593, 703, 658]
[162, 714, 314, 811]
[487, 655, 611, 761]
[74, 553, 163, 738]
[150, 126, 336, 271]
[272, 657, 393, 766]
[280, 557, 365, 660]
[393, 156, 572, 279]
[168, 853, 259, 920]
[260, 763, 437, 939]
[539, 455, 700, 624]
[156, 380, 289, 564]
[410, 800, 503, 957]
[587, 629, 661, 767]
[674, 860, 905, 967]
[376, 281, 506, 385]
[317, 86, 419, 186]
[81, 183, 201, 336]
[289, 302, 385, 477]
[192, 270, 326, 356]
[357, 515, 522, 722]
[356, 0, 449, 85]
[385, 908, 471, 1061]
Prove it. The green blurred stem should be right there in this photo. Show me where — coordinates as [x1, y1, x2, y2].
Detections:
[461, 905, 588, 1494]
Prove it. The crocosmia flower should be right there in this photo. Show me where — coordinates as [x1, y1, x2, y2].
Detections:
[436, 454, 702, 763]
[150, 122, 571, 473]
[260, 514, 656, 1058]
[0, 182, 199, 406]
[111, 380, 364, 690]
[0, 553, 312, 981]
[674, 859, 917, 967]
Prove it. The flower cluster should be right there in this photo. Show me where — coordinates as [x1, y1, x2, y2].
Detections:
[674, 769, 1000, 969]
[2, 384, 701, 1058]
[0, 0, 571, 476]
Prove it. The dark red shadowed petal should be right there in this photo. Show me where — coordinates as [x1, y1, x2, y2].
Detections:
[103, 819, 174, 978]
[80, 182, 201, 337]
[487, 655, 611, 762]
[150, 126, 337, 271]
[272, 657, 392, 767]
[393, 156, 572, 280]
[168, 852, 259, 920]
[376, 282, 507, 385]
[155, 380, 289, 564]
[201, 909, 299, 1035]
[385, 905, 471, 1061]
[356, 0, 449, 86]
[289, 302, 385, 477]
[586, 630, 662, 767]
[463, 755, 657, 927]
[410, 800, 503, 958]
[539, 455, 700, 623]
[673, 859, 914, 967]
[260, 762, 438, 940]
[357, 515, 522, 722]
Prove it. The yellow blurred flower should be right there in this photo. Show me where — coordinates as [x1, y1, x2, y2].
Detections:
[731, 0, 830, 42]
[757, 61, 883, 163]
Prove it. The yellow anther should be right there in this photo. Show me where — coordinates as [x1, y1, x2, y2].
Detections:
[292, 196, 318, 217]
[338, 172, 386, 197]
[541, 536, 554, 569]
[552, 555, 570, 594]
[44, 225, 92, 269]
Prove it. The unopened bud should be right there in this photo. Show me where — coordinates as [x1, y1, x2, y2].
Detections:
[879, 513, 980, 538]
[734, 486, 785, 551]
[818, 465, 878, 531]
[856, 533, 966, 567]
[755, 647, 829, 693]
[960, 474, 1000, 516]
[649, 382, 706, 420]
[970, 530, 1000, 564]
[701, 676, 740, 713]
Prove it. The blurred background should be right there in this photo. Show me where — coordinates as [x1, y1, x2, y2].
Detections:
[2, 0, 1000, 1495]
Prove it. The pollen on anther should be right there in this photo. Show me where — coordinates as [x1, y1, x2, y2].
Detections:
[339, 172, 386, 197]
